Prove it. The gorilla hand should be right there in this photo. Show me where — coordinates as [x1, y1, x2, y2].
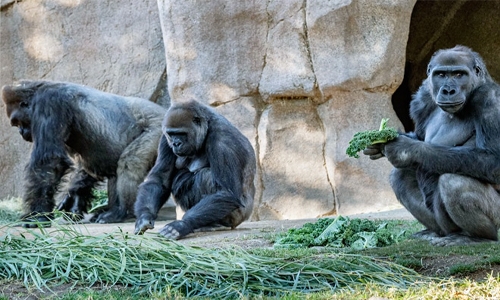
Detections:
[383, 134, 421, 168]
[56, 193, 86, 221]
[363, 143, 385, 160]
[134, 213, 155, 235]
[20, 212, 52, 228]
[159, 220, 193, 240]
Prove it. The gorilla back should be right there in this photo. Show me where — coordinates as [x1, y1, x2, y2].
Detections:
[2, 80, 166, 226]
[134, 100, 256, 240]
[364, 45, 500, 246]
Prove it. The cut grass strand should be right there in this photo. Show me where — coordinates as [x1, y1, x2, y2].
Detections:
[0, 224, 430, 298]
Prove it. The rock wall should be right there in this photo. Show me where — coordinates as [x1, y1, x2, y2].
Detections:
[158, 0, 417, 219]
[0, 0, 420, 219]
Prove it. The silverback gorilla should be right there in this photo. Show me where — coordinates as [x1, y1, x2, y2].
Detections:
[134, 100, 256, 240]
[2, 80, 166, 226]
[364, 45, 500, 246]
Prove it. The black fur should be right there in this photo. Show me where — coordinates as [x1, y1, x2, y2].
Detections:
[2, 80, 165, 227]
[365, 46, 500, 246]
[134, 100, 256, 240]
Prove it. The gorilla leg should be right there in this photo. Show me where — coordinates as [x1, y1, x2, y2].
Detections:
[390, 168, 443, 239]
[95, 128, 160, 223]
[57, 169, 98, 220]
[434, 174, 500, 245]
[160, 168, 242, 239]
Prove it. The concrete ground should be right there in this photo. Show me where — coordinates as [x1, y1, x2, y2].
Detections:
[0, 207, 415, 249]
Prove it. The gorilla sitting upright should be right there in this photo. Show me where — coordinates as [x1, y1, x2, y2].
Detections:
[364, 46, 500, 246]
[2, 80, 166, 226]
[134, 100, 256, 240]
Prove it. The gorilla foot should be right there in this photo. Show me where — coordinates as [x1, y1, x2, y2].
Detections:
[431, 233, 497, 247]
[20, 212, 53, 228]
[411, 229, 442, 241]
[159, 220, 193, 240]
[193, 224, 226, 233]
[93, 210, 127, 224]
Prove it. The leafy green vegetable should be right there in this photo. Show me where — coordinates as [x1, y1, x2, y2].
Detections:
[274, 216, 410, 250]
[88, 189, 108, 213]
[346, 118, 399, 158]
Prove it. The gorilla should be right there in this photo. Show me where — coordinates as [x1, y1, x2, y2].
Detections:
[134, 100, 256, 240]
[364, 45, 500, 246]
[1, 80, 166, 227]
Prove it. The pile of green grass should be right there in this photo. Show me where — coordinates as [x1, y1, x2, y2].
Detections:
[0, 222, 429, 298]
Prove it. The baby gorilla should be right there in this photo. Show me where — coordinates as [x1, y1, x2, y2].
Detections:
[134, 100, 256, 239]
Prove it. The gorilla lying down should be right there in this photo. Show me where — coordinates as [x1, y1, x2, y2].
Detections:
[134, 100, 256, 240]
[2, 80, 166, 226]
[364, 45, 500, 246]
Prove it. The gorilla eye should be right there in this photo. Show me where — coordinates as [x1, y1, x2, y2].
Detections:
[20, 101, 29, 108]
[193, 117, 201, 125]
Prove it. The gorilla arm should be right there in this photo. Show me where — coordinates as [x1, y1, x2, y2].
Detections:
[383, 119, 500, 185]
[206, 128, 249, 206]
[23, 91, 73, 224]
[134, 135, 177, 234]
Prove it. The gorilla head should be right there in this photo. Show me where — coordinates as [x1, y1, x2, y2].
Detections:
[427, 45, 490, 113]
[162, 103, 208, 157]
[2, 82, 41, 142]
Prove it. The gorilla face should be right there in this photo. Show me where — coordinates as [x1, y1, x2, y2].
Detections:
[2, 84, 33, 142]
[428, 49, 481, 114]
[163, 106, 207, 157]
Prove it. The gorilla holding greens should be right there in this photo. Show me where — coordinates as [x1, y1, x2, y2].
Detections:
[2, 80, 165, 226]
[134, 100, 256, 240]
[364, 45, 500, 246]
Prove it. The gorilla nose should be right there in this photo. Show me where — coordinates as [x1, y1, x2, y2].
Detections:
[173, 142, 181, 147]
[442, 87, 456, 96]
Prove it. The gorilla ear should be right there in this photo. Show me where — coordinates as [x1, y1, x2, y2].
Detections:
[471, 53, 488, 80]
[426, 64, 433, 76]
[474, 65, 483, 77]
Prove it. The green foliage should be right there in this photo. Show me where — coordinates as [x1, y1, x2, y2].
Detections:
[88, 189, 108, 213]
[274, 216, 411, 250]
[346, 118, 399, 158]
[0, 223, 426, 298]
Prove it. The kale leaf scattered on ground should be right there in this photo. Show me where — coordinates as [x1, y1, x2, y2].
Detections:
[88, 189, 108, 213]
[274, 216, 410, 250]
[346, 118, 399, 158]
